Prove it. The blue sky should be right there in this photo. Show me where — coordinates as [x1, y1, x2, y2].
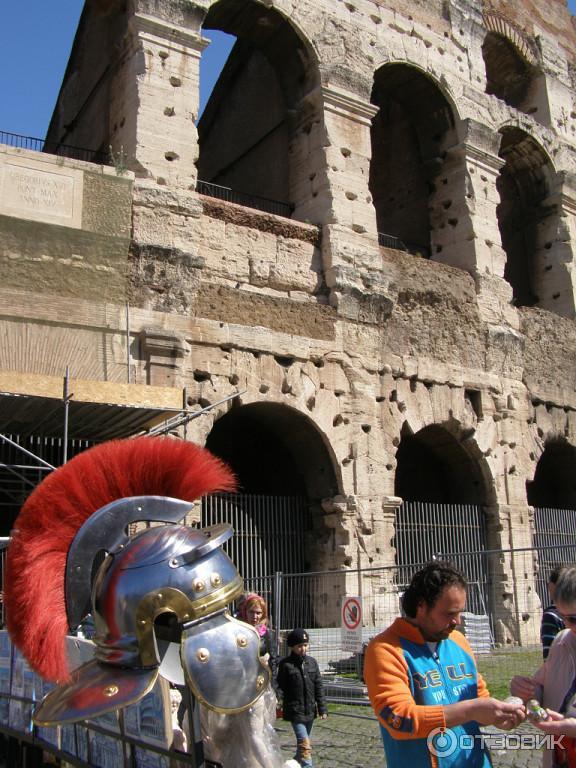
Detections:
[0, 1, 575, 141]
[0, 0, 234, 139]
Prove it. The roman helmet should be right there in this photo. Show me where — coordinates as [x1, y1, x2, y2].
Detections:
[4, 437, 270, 725]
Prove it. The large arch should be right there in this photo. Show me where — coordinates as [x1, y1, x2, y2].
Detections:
[527, 438, 576, 510]
[481, 12, 547, 123]
[393, 422, 493, 615]
[369, 63, 458, 259]
[497, 127, 560, 311]
[204, 401, 340, 577]
[206, 401, 339, 498]
[197, 0, 320, 218]
[394, 423, 489, 505]
[528, 438, 576, 608]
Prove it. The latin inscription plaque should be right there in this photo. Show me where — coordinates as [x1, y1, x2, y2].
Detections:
[0, 157, 83, 228]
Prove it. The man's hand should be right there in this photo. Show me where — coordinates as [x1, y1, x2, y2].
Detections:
[510, 675, 538, 701]
[445, 696, 525, 729]
[469, 697, 526, 729]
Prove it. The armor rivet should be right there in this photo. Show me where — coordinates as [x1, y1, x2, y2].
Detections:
[183, 613, 189, 620]
[139, 619, 147, 625]
[193, 579, 205, 592]
[157, 593, 163, 600]
[237, 634, 248, 648]
[210, 572, 222, 586]
[103, 685, 119, 697]
[197, 648, 210, 662]
[169, 558, 179, 568]
[256, 675, 265, 690]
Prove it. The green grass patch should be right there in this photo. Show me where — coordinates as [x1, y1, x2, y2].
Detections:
[477, 647, 542, 700]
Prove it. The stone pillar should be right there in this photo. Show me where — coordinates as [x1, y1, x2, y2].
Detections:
[310, 494, 402, 629]
[430, 119, 517, 326]
[484, 503, 540, 647]
[111, 2, 207, 188]
[365, 495, 403, 629]
[534, 170, 576, 318]
[296, 84, 382, 289]
[292, 84, 378, 234]
[140, 327, 187, 387]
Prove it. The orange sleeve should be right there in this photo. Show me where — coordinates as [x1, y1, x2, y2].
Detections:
[364, 635, 446, 740]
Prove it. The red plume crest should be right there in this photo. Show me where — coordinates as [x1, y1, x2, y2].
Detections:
[4, 437, 236, 683]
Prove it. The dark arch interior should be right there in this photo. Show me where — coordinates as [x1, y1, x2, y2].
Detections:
[370, 64, 455, 258]
[198, 0, 315, 206]
[395, 424, 487, 505]
[497, 127, 551, 308]
[206, 401, 338, 499]
[527, 440, 576, 509]
[482, 32, 534, 110]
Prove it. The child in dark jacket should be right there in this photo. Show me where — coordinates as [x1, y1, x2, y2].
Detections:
[277, 628, 327, 768]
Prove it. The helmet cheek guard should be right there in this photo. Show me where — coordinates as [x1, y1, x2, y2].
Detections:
[181, 613, 270, 713]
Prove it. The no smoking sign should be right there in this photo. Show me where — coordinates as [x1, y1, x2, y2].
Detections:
[341, 596, 363, 651]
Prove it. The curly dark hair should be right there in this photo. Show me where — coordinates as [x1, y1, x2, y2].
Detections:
[402, 561, 467, 618]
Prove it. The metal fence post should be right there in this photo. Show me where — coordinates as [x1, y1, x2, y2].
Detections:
[274, 571, 282, 655]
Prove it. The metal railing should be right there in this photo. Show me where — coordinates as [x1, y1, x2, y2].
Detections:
[0, 130, 110, 166]
[202, 493, 307, 581]
[395, 501, 489, 616]
[196, 179, 293, 219]
[534, 506, 576, 605]
[378, 230, 430, 258]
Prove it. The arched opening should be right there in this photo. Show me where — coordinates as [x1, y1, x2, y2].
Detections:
[204, 402, 339, 579]
[527, 439, 576, 510]
[480, 17, 550, 125]
[482, 32, 537, 113]
[497, 127, 558, 309]
[393, 424, 491, 616]
[529, 439, 576, 607]
[370, 64, 456, 259]
[394, 424, 487, 505]
[197, 0, 319, 220]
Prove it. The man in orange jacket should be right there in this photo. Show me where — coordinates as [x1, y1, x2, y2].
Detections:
[364, 562, 525, 767]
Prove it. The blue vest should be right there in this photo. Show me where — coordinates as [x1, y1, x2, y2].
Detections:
[379, 635, 492, 768]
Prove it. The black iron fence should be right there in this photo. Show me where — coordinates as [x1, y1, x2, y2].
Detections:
[196, 179, 293, 219]
[0, 130, 110, 166]
[378, 230, 430, 258]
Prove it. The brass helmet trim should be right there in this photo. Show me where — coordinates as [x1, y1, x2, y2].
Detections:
[135, 576, 244, 666]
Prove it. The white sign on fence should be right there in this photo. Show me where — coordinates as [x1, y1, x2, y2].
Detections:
[341, 595, 363, 653]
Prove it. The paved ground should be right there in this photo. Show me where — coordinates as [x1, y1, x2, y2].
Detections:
[275, 713, 544, 768]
